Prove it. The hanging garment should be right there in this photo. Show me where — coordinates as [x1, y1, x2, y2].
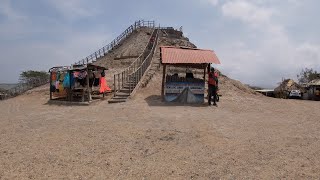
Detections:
[50, 85, 56, 92]
[59, 73, 65, 81]
[89, 71, 94, 79]
[89, 78, 94, 87]
[93, 78, 100, 86]
[73, 71, 87, 79]
[59, 83, 64, 92]
[56, 73, 60, 82]
[94, 71, 101, 79]
[99, 77, 111, 93]
[63, 72, 71, 88]
[70, 73, 75, 88]
[101, 71, 105, 77]
[51, 72, 57, 81]
[55, 81, 59, 89]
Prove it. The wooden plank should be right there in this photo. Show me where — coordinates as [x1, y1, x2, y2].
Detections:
[86, 68, 91, 102]
[161, 64, 166, 101]
[49, 72, 52, 100]
[113, 74, 116, 97]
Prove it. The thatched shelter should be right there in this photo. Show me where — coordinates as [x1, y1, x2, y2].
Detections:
[274, 79, 303, 98]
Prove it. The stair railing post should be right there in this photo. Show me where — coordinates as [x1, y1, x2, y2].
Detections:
[129, 71, 131, 94]
[114, 74, 116, 97]
[136, 68, 138, 87]
[140, 64, 142, 82]
[118, 74, 120, 92]
[122, 72, 124, 89]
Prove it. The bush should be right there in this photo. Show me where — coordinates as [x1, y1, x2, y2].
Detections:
[19, 70, 49, 87]
[297, 68, 320, 84]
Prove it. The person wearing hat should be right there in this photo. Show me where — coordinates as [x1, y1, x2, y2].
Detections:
[207, 64, 219, 106]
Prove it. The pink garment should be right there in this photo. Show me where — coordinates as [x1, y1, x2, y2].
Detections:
[55, 81, 59, 89]
[73, 71, 87, 79]
[99, 77, 111, 93]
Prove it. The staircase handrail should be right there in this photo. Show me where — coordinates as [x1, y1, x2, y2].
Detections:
[73, 20, 155, 65]
[113, 28, 159, 95]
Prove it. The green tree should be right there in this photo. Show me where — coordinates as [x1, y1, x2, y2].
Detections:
[19, 70, 49, 85]
[297, 68, 320, 84]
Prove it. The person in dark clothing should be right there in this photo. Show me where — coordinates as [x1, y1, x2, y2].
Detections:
[207, 64, 218, 106]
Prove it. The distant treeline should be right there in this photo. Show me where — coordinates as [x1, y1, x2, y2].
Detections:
[0, 70, 49, 100]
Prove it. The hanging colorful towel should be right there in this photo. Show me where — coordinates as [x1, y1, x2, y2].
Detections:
[99, 77, 111, 93]
[63, 73, 71, 88]
[51, 72, 57, 81]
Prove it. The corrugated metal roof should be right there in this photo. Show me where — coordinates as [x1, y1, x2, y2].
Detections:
[161, 46, 221, 64]
[308, 79, 320, 86]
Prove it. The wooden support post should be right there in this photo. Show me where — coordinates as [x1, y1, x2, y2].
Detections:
[66, 71, 73, 101]
[118, 74, 120, 92]
[204, 64, 207, 101]
[129, 71, 131, 94]
[86, 68, 91, 102]
[49, 72, 52, 100]
[203, 64, 206, 82]
[161, 64, 166, 101]
[113, 74, 116, 97]
[122, 72, 124, 88]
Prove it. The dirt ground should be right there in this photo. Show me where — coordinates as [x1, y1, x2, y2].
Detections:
[1, 71, 320, 179]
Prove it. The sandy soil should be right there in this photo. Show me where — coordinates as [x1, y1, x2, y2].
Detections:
[94, 27, 153, 69]
[1, 71, 320, 179]
[92, 27, 153, 90]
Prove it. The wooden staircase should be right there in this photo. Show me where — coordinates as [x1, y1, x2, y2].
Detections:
[108, 29, 159, 103]
[108, 79, 136, 103]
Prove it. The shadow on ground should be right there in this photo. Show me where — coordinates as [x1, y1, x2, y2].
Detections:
[144, 95, 208, 107]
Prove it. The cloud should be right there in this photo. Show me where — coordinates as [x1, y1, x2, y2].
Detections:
[1, 0, 319, 88]
[0, 0, 111, 83]
[221, 0, 274, 26]
[207, 0, 320, 87]
[207, 0, 219, 6]
[47, 0, 102, 19]
[0, 30, 112, 83]
[0, 0, 26, 20]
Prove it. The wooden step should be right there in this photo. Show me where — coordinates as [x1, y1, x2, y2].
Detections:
[115, 92, 130, 97]
[124, 81, 136, 85]
[108, 98, 127, 103]
[112, 96, 128, 100]
[123, 85, 136, 90]
[120, 88, 131, 93]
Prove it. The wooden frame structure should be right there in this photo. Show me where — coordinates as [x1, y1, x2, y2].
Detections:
[160, 63, 208, 101]
[49, 64, 107, 104]
[160, 46, 221, 102]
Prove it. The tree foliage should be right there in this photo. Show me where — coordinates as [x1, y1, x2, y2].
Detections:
[19, 70, 49, 84]
[297, 68, 320, 84]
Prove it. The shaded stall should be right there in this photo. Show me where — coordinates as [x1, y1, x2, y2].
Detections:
[49, 64, 111, 105]
[160, 46, 220, 103]
[306, 79, 320, 100]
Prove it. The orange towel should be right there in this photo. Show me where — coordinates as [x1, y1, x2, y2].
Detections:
[99, 77, 111, 93]
[51, 72, 57, 81]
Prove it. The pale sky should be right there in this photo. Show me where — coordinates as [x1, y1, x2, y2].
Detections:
[0, 0, 319, 88]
